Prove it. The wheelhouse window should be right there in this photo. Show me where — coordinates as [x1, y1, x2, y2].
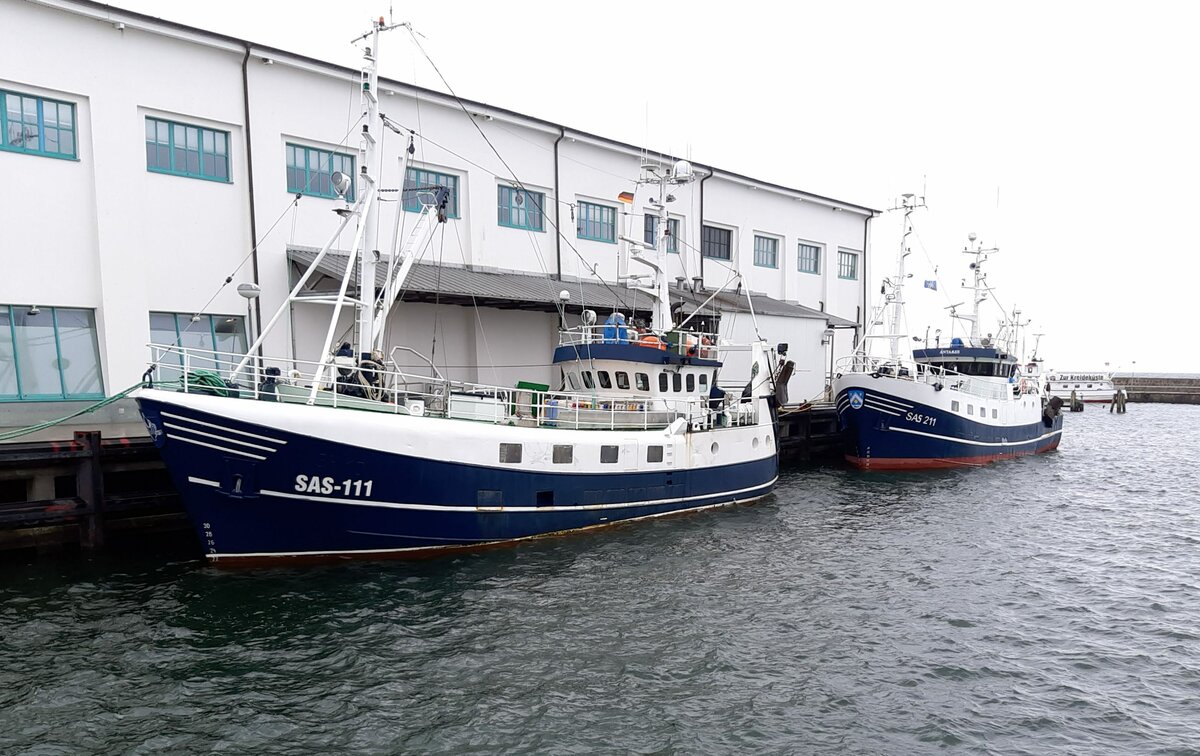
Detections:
[577, 201, 617, 243]
[686, 374, 695, 392]
[286, 143, 354, 200]
[597, 371, 612, 389]
[798, 242, 821, 274]
[838, 249, 859, 280]
[499, 443, 523, 463]
[145, 117, 229, 182]
[753, 235, 778, 268]
[615, 371, 629, 390]
[149, 312, 248, 378]
[672, 373, 682, 392]
[2, 89, 76, 159]
[582, 371, 595, 389]
[702, 225, 732, 260]
[644, 215, 681, 253]
[498, 185, 545, 231]
[404, 166, 460, 218]
[1, 305, 103, 401]
[635, 372, 649, 391]
[658, 373, 668, 392]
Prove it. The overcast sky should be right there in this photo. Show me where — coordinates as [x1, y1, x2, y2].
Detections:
[113, 0, 1199, 372]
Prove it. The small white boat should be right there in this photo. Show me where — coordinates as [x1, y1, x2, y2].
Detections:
[1044, 372, 1123, 403]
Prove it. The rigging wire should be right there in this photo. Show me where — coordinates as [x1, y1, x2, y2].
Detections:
[402, 29, 634, 316]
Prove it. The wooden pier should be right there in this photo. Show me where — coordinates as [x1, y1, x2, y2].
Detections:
[775, 403, 843, 462]
[0, 432, 190, 559]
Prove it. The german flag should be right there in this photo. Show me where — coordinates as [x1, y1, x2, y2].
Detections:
[616, 191, 635, 204]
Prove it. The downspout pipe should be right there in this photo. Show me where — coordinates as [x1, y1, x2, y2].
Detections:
[552, 126, 566, 281]
[241, 45, 262, 340]
[698, 167, 714, 288]
[858, 211, 874, 349]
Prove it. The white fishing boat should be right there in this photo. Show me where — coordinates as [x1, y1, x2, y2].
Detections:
[832, 195, 1063, 470]
[133, 18, 781, 564]
[1044, 372, 1123, 403]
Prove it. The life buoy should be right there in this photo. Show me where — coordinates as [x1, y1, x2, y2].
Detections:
[639, 334, 666, 350]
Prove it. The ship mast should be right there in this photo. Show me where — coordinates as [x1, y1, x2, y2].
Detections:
[355, 19, 385, 357]
[628, 160, 694, 332]
[957, 233, 999, 346]
[886, 193, 924, 360]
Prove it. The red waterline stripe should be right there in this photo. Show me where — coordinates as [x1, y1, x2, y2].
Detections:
[846, 441, 1060, 471]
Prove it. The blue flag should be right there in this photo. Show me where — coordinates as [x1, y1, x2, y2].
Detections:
[923, 280, 938, 291]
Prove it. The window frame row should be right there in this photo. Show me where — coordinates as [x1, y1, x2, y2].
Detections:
[145, 116, 231, 183]
[0, 305, 104, 402]
[499, 442, 667, 465]
[1, 88, 77, 160]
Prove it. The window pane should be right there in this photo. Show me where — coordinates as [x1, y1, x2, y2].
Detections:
[54, 309, 103, 397]
[213, 315, 247, 374]
[0, 308, 17, 397]
[12, 308, 62, 396]
[177, 314, 217, 372]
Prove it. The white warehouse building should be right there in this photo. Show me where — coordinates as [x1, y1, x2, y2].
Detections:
[0, 0, 877, 439]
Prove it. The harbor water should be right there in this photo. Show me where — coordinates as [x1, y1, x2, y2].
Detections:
[3, 404, 1199, 754]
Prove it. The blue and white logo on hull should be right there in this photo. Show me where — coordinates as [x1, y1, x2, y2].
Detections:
[848, 389, 865, 410]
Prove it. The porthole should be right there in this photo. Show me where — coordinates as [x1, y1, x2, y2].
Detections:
[711, 441, 719, 455]
[765, 434, 773, 446]
[752, 437, 760, 449]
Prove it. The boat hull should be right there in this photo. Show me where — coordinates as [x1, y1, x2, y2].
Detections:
[135, 390, 778, 563]
[835, 377, 1063, 471]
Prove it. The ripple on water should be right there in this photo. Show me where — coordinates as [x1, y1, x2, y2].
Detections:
[2, 405, 1200, 753]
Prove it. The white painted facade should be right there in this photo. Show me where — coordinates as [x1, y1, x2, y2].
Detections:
[0, 0, 875, 437]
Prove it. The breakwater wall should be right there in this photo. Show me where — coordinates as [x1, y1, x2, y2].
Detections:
[1113, 375, 1200, 404]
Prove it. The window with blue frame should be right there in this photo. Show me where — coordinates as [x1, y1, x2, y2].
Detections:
[577, 201, 616, 243]
[753, 235, 779, 268]
[145, 117, 230, 182]
[838, 249, 859, 280]
[701, 225, 732, 260]
[1, 89, 77, 159]
[798, 242, 821, 274]
[0, 305, 103, 402]
[643, 215, 680, 253]
[403, 167, 459, 218]
[497, 185, 545, 231]
[149, 312, 248, 379]
[286, 143, 354, 200]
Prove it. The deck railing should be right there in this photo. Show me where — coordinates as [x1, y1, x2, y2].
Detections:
[835, 355, 1026, 402]
[146, 344, 758, 432]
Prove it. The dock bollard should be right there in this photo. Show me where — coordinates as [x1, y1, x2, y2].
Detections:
[1110, 391, 1127, 414]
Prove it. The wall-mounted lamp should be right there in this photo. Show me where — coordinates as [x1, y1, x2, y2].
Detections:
[113, 21, 125, 31]
[821, 329, 834, 345]
[28, 305, 40, 316]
